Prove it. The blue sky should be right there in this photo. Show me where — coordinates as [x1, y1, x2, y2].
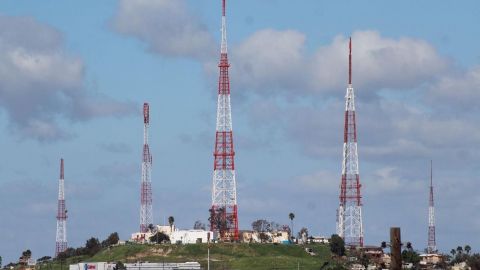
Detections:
[1, 0, 480, 263]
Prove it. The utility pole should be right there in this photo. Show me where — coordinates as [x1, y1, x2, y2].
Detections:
[390, 227, 401, 270]
[207, 232, 211, 270]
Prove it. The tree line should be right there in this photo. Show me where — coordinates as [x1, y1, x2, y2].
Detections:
[57, 232, 120, 259]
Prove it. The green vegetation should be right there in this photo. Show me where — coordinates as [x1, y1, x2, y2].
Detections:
[329, 235, 345, 257]
[45, 243, 337, 270]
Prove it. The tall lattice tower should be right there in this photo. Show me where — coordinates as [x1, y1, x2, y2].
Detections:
[140, 102, 153, 233]
[427, 160, 436, 253]
[55, 158, 67, 257]
[210, 0, 239, 241]
[336, 38, 364, 247]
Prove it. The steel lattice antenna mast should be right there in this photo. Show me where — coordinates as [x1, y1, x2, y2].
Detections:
[336, 38, 364, 247]
[55, 158, 67, 257]
[427, 160, 437, 253]
[210, 0, 239, 241]
[140, 103, 153, 233]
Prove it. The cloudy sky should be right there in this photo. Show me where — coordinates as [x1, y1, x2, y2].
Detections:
[1, 0, 479, 263]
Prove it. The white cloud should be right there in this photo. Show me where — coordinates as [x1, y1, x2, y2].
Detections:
[364, 167, 423, 195]
[428, 65, 480, 110]
[312, 31, 450, 92]
[113, 0, 216, 60]
[0, 15, 136, 141]
[230, 30, 450, 97]
[296, 170, 339, 193]
[231, 29, 308, 95]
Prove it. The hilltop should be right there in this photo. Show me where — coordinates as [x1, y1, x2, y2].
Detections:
[41, 243, 342, 270]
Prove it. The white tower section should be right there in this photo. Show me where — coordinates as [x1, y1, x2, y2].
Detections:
[55, 158, 67, 256]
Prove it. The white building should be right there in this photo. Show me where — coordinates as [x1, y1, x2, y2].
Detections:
[170, 230, 213, 244]
[156, 225, 175, 235]
[131, 232, 154, 243]
[419, 253, 444, 266]
[309, 236, 329, 244]
[131, 225, 175, 243]
[70, 263, 115, 270]
[70, 262, 200, 270]
[125, 262, 200, 270]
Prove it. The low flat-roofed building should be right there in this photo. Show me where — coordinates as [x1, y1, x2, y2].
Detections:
[125, 262, 201, 270]
[69, 262, 115, 270]
[419, 253, 444, 266]
[170, 229, 213, 244]
[131, 232, 154, 243]
[309, 236, 329, 244]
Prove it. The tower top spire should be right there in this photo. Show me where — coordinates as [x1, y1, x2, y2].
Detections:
[222, 0, 226, 17]
[221, 0, 228, 54]
[349, 37, 352, 85]
[430, 160, 433, 187]
[60, 158, 64, 180]
[430, 160, 434, 206]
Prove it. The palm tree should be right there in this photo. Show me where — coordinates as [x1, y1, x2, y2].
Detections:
[288, 212, 295, 242]
[465, 245, 471, 255]
[457, 246, 463, 255]
[168, 216, 175, 232]
[450, 249, 456, 257]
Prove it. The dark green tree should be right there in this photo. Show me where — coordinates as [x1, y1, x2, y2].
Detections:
[149, 232, 170, 244]
[359, 253, 370, 267]
[0, 255, 2, 268]
[298, 227, 309, 241]
[251, 219, 270, 232]
[85, 237, 101, 256]
[451, 249, 456, 257]
[22, 250, 32, 259]
[115, 261, 126, 270]
[209, 207, 229, 238]
[193, 220, 206, 230]
[168, 216, 175, 231]
[467, 254, 480, 270]
[288, 213, 295, 241]
[102, 232, 120, 247]
[465, 245, 472, 255]
[329, 234, 345, 256]
[37, 256, 52, 263]
[402, 249, 420, 264]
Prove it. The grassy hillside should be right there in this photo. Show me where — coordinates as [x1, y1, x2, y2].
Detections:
[43, 243, 341, 270]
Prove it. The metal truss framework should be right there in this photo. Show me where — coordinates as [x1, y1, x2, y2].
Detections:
[140, 103, 153, 233]
[337, 38, 364, 247]
[56, 158, 67, 257]
[210, 0, 239, 242]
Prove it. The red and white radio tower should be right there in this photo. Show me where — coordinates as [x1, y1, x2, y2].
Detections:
[55, 158, 67, 257]
[140, 103, 153, 233]
[427, 160, 437, 253]
[210, 0, 239, 241]
[336, 38, 364, 247]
